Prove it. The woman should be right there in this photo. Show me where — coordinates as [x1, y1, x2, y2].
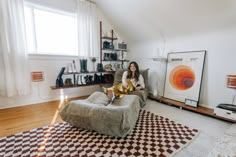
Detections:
[104, 61, 145, 102]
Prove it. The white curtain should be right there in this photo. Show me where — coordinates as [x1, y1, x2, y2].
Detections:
[0, 0, 31, 97]
[76, 0, 99, 57]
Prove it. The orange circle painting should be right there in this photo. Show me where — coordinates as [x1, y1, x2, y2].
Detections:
[169, 65, 195, 90]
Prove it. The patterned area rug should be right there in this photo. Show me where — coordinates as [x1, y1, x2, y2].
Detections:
[0, 110, 199, 157]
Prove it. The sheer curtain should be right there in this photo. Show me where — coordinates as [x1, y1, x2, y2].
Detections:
[76, 0, 99, 57]
[0, 0, 31, 97]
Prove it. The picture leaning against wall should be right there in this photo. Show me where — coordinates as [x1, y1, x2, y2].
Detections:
[163, 50, 206, 106]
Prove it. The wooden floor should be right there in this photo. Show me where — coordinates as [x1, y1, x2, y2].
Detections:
[0, 96, 88, 138]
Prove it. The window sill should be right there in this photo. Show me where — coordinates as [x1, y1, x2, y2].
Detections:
[28, 53, 79, 60]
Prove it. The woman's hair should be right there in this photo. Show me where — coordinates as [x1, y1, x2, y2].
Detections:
[127, 61, 140, 81]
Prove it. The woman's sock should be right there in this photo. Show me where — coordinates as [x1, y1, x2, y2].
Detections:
[111, 92, 115, 102]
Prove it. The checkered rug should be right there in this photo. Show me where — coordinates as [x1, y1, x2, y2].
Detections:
[0, 110, 199, 157]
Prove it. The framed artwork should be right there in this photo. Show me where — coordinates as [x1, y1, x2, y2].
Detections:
[163, 50, 206, 106]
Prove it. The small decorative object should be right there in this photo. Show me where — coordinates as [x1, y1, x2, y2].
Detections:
[84, 75, 93, 85]
[64, 78, 73, 86]
[84, 75, 89, 85]
[84, 59, 88, 72]
[103, 53, 110, 61]
[118, 42, 127, 50]
[94, 73, 101, 83]
[97, 63, 103, 72]
[103, 41, 110, 49]
[72, 60, 77, 73]
[99, 74, 105, 83]
[110, 53, 117, 60]
[31, 71, 44, 82]
[185, 98, 198, 107]
[103, 41, 114, 49]
[80, 59, 88, 73]
[164, 50, 206, 105]
[227, 75, 236, 89]
[108, 42, 114, 49]
[56, 67, 65, 87]
[104, 64, 113, 71]
[79, 59, 83, 72]
[66, 63, 73, 73]
[90, 57, 97, 72]
[80, 75, 84, 85]
[77, 75, 80, 85]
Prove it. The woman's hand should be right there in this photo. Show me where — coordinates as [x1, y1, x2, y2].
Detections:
[122, 80, 128, 89]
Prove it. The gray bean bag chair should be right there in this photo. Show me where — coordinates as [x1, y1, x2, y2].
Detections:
[60, 91, 144, 137]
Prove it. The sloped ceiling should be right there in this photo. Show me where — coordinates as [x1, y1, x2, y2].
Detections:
[95, 0, 236, 41]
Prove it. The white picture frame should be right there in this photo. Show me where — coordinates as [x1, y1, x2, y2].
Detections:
[163, 50, 206, 105]
[185, 98, 198, 107]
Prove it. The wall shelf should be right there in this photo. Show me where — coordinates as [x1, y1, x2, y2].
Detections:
[50, 82, 112, 90]
[63, 71, 115, 75]
[51, 71, 115, 90]
[149, 56, 167, 61]
[149, 94, 236, 123]
[102, 48, 127, 52]
[102, 36, 118, 40]
[102, 60, 129, 62]
[100, 21, 128, 69]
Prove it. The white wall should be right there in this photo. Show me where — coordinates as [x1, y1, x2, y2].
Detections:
[128, 28, 236, 108]
[127, 40, 167, 99]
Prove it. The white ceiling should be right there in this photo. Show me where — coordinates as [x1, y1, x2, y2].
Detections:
[95, 0, 236, 41]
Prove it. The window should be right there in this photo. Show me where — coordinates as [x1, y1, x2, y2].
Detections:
[24, 3, 78, 56]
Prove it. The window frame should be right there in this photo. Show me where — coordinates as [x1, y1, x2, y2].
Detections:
[24, 2, 78, 56]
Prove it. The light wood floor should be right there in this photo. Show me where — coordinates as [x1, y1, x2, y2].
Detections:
[0, 96, 88, 138]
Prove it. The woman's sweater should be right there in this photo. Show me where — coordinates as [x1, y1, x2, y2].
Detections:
[122, 71, 145, 89]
